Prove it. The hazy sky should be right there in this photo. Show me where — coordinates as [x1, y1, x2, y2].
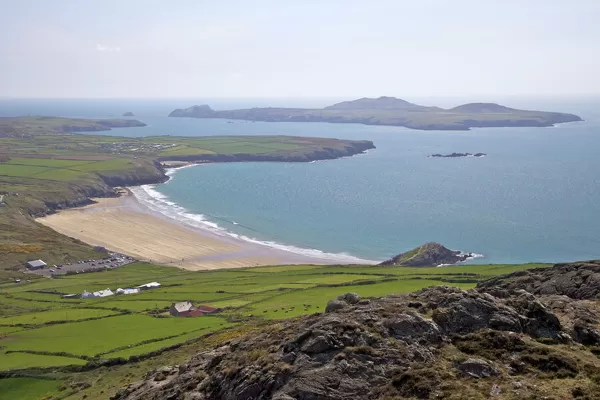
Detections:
[1, 0, 599, 98]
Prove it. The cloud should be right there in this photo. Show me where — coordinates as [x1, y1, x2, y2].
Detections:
[96, 44, 121, 52]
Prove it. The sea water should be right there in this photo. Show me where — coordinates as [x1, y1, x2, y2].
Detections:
[3, 97, 600, 264]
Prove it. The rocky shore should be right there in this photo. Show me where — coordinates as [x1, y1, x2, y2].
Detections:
[429, 152, 487, 158]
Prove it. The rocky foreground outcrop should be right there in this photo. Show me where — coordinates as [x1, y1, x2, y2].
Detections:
[380, 242, 474, 266]
[114, 261, 600, 400]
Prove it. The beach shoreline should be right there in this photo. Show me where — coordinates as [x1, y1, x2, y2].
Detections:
[36, 186, 375, 270]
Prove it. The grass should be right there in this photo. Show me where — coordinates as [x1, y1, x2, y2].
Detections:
[0, 308, 118, 325]
[3, 314, 230, 356]
[0, 377, 62, 400]
[0, 260, 555, 400]
[0, 262, 553, 366]
[0, 352, 86, 370]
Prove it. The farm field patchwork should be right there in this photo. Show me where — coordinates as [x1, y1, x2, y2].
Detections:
[0, 261, 551, 400]
[0, 261, 549, 365]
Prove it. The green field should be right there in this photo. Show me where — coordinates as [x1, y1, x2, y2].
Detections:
[0, 377, 62, 400]
[0, 308, 117, 326]
[0, 262, 548, 362]
[0, 261, 551, 399]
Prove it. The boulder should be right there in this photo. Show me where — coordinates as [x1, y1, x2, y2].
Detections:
[457, 358, 499, 378]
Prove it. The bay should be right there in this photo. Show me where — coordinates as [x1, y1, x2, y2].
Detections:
[3, 97, 599, 263]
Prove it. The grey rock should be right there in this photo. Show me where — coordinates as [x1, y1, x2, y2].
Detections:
[382, 312, 442, 344]
[478, 261, 600, 300]
[337, 292, 361, 304]
[457, 358, 499, 378]
[325, 299, 346, 313]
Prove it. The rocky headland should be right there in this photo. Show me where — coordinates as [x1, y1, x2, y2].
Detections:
[429, 152, 487, 158]
[380, 242, 475, 267]
[168, 97, 583, 131]
[113, 261, 600, 400]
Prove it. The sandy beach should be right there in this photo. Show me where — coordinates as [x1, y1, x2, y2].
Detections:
[36, 190, 341, 270]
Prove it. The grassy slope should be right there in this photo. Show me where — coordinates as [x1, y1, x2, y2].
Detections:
[0, 117, 371, 269]
[0, 261, 551, 399]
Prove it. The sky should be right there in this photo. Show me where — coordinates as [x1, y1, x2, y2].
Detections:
[1, 0, 599, 98]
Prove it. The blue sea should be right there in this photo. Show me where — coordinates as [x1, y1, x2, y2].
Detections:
[2, 97, 600, 264]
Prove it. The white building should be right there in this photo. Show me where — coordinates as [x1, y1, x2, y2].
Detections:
[116, 288, 140, 295]
[137, 282, 161, 290]
[26, 260, 47, 269]
[81, 288, 114, 298]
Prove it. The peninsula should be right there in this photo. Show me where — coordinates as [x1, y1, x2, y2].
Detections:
[0, 116, 374, 269]
[169, 97, 582, 131]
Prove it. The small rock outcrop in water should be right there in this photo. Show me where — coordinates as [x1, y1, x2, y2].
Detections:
[379, 242, 474, 266]
[429, 152, 486, 158]
[122, 112, 135, 117]
[113, 261, 600, 400]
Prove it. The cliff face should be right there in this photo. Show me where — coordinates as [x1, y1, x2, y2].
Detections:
[113, 261, 600, 400]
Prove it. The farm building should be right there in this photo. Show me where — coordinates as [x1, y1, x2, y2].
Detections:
[169, 301, 220, 317]
[81, 288, 114, 298]
[115, 288, 139, 295]
[138, 282, 161, 290]
[26, 259, 46, 269]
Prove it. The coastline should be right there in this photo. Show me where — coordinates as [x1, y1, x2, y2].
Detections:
[36, 178, 377, 270]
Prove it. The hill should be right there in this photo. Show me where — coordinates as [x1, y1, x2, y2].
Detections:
[324, 96, 436, 111]
[169, 97, 583, 131]
[114, 261, 600, 400]
[379, 242, 473, 266]
[448, 102, 516, 113]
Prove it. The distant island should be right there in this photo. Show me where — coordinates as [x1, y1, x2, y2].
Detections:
[168, 96, 583, 131]
[429, 152, 487, 158]
[123, 111, 135, 117]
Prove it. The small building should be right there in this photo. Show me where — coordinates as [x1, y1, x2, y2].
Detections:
[197, 305, 219, 314]
[169, 301, 220, 317]
[138, 282, 161, 290]
[61, 294, 79, 299]
[81, 288, 114, 298]
[115, 288, 140, 295]
[26, 260, 47, 270]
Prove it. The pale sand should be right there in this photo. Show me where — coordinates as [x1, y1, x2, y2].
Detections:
[36, 192, 333, 270]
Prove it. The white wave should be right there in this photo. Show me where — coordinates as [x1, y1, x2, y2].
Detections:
[128, 184, 378, 264]
[164, 163, 198, 178]
[436, 252, 485, 267]
[466, 252, 485, 261]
